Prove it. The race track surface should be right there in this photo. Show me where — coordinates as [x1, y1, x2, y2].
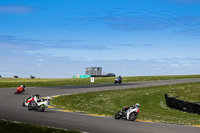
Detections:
[0, 79, 200, 133]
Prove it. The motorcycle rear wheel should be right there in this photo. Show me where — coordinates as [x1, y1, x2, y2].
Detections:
[28, 101, 34, 110]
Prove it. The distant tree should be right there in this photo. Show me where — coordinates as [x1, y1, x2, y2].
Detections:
[30, 75, 36, 79]
[0, 75, 1, 78]
[14, 75, 18, 78]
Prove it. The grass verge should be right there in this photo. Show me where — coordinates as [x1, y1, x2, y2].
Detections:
[1, 74, 200, 88]
[169, 84, 200, 103]
[50, 82, 200, 125]
[0, 119, 80, 133]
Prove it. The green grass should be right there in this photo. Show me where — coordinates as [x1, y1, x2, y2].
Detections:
[169, 84, 200, 102]
[1, 74, 200, 88]
[50, 82, 200, 125]
[0, 119, 80, 133]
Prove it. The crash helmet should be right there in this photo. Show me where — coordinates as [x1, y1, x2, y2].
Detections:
[23, 85, 26, 88]
[135, 103, 140, 107]
[20, 85, 23, 87]
[47, 97, 51, 101]
[34, 93, 40, 99]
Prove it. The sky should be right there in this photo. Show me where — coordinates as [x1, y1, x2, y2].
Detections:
[0, 0, 200, 78]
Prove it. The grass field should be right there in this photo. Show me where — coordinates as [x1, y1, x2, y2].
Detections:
[0, 119, 80, 133]
[1, 74, 200, 88]
[50, 82, 200, 125]
[169, 84, 200, 102]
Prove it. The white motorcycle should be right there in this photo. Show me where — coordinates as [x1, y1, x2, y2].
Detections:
[114, 77, 122, 84]
[115, 104, 140, 121]
[28, 97, 50, 112]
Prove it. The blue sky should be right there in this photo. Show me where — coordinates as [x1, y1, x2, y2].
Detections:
[0, 0, 200, 78]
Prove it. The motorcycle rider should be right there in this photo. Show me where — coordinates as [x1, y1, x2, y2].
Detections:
[116, 76, 122, 81]
[34, 93, 40, 99]
[46, 96, 51, 105]
[16, 85, 26, 93]
[115, 76, 122, 84]
[32, 93, 40, 99]
[122, 103, 140, 117]
[20, 85, 26, 89]
[26, 93, 40, 101]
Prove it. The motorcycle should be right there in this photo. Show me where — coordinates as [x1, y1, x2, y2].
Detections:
[114, 77, 122, 84]
[14, 85, 26, 94]
[115, 106, 140, 121]
[22, 95, 38, 107]
[28, 98, 50, 112]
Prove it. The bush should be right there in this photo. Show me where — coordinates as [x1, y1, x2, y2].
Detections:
[14, 75, 18, 78]
[30, 75, 36, 79]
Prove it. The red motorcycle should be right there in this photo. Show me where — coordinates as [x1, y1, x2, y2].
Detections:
[14, 85, 26, 94]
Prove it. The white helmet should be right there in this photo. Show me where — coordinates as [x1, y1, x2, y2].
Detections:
[135, 103, 140, 107]
[47, 97, 51, 101]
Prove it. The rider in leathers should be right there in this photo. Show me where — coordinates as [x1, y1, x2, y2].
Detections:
[122, 103, 140, 117]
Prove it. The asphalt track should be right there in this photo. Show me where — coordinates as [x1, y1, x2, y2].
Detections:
[1, 79, 200, 133]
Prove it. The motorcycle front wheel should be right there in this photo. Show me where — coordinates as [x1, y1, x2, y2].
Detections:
[28, 101, 34, 110]
[37, 105, 45, 112]
[129, 112, 137, 121]
[115, 111, 122, 119]
[28, 101, 37, 110]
